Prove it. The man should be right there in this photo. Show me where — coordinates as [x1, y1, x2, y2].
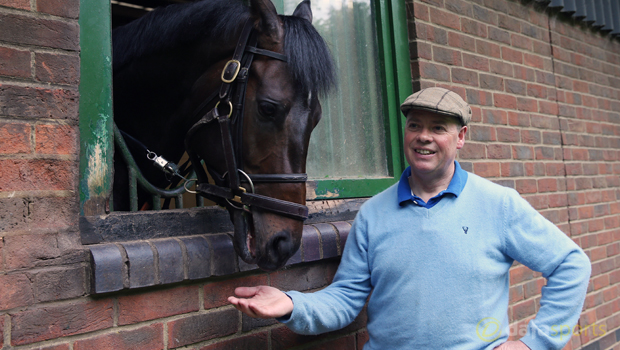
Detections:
[229, 87, 591, 349]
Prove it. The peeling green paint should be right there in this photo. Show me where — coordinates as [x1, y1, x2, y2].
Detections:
[78, 0, 113, 215]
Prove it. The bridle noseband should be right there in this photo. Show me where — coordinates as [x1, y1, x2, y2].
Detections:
[184, 19, 309, 221]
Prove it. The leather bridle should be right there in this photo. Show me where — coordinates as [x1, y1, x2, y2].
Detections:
[184, 19, 309, 221]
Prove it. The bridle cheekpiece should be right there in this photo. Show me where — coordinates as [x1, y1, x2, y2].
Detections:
[184, 19, 309, 221]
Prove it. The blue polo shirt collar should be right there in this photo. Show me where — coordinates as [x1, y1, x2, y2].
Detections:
[397, 161, 468, 208]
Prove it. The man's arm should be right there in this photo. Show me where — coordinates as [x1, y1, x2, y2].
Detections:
[502, 189, 591, 349]
[227, 213, 373, 335]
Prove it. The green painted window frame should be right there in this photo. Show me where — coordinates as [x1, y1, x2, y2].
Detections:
[79, 0, 114, 216]
[308, 0, 412, 199]
[78, 0, 412, 213]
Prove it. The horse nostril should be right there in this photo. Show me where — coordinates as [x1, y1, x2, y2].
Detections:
[270, 232, 294, 258]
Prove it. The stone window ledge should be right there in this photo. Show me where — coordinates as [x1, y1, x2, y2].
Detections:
[89, 221, 352, 294]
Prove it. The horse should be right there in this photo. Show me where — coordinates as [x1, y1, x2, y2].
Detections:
[111, 0, 335, 271]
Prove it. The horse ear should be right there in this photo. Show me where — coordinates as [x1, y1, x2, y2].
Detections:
[250, 0, 283, 44]
[292, 0, 312, 23]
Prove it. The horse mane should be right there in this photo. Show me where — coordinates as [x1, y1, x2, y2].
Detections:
[113, 0, 335, 96]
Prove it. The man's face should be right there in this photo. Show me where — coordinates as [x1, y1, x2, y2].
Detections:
[404, 110, 467, 179]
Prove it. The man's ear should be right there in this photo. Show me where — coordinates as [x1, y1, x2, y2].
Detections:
[457, 125, 467, 149]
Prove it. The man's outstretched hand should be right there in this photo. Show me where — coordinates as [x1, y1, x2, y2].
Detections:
[228, 285, 294, 319]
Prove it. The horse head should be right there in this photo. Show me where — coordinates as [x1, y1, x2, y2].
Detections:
[186, 0, 335, 270]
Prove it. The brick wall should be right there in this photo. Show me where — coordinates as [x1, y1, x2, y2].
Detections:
[0, 0, 88, 346]
[408, 0, 620, 349]
[1, 0, 619, 349]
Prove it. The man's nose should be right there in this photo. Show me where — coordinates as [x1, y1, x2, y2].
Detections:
[418, 128, 432, 142]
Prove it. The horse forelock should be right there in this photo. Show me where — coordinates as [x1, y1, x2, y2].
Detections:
[281, 16, 336, 98]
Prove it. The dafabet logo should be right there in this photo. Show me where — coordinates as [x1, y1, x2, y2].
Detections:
[476, 317, 607, 342]
[476, 317, 501, 342]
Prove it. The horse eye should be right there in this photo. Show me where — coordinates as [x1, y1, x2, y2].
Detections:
[258, 101, 278, 119]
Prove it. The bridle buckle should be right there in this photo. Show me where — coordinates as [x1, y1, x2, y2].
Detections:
[221, 59, 241, 83]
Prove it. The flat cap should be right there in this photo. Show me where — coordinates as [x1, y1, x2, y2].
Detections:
[400, 87, 472, 126]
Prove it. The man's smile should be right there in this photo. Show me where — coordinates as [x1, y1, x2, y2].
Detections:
[415, 149, 435, 155]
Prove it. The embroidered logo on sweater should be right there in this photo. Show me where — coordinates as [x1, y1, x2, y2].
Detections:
[462, 226, 469, 234]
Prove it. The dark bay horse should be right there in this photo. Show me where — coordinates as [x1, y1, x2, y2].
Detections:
[112, 0, 335, 270]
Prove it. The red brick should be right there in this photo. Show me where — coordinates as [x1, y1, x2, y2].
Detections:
[0, 0, 29, 9]
[11, 299, 114, 345]
[1, 197, 76, 235]
[413, 2, 429, 21]
[501, 162, 524, 177]
[0, 273, 34, 310]
[476, 39, 501, 58]
[167, 309, 238, 348]
[508, 111, 530, 127]
[512, 145, 534, 160]
[494, 93, 517, 109]
[524, 162, 545, 176]
[199, 331, 269, 350]
[511, 299, 536, 321]
[510, 285, 524, 303]
[452, 68, 478, 86]
[35, 124, 78, 154]
[463, 52, 489, 71]
[486, 144, 511, 159]
[470, 125, 496, 142]
[548, 193, 568, 208]
[473, 162, 500, 177]
[490, 59, 512, 77]
[540, 102, 561, 118]
[74, 324, 164, 350]
[521, 130, 541, 144]
[204, 274, 268, 309]
[35, 52, 80, 85]
[459, 143, 485, 159]
[497, 127, 520, 142]
[37, 0, 79, 18]
[4, 233, 62, 270]
[539, 146, 559, 161]
[523, 278, 545, 299]
[33, 266, 86, 302]
[573, 81, 589, 93]
[0, 13, 79, 50]
[448, 32, 476, 52]
[0, 122, 31, 154]
[419, 61, 451, 82]
[357, 331, 369, 350]
[516, 97, 538, 112]
[0, 46, 30, 78]
[430, 7, 461, 31]
[0, 159, 76, 192]
[0, 85, 79, 120]
[118, 286, 200, 325]
[502, 47, 523, 64]
[483, 109, 507, 125]
[433, 46, 462, 66]
[461, 18, 487, 37]
[524, 53, 545, 69]
[516, 179, 537, 194]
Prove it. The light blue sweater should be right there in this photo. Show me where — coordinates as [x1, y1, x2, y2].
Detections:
[281, 165, 591, 350]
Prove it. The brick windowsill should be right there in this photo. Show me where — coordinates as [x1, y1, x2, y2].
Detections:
[85, 199, 365, 294]
[89, 221, 353, 294]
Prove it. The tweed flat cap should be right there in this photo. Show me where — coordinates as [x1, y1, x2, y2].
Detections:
[400, 87, 472, 126]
